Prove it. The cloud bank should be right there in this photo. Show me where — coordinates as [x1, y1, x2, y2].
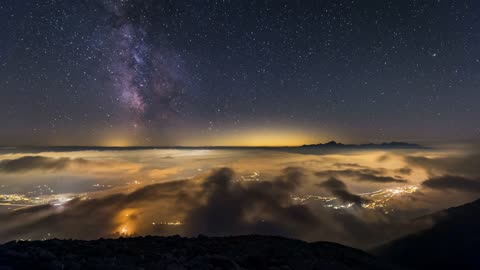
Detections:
[0, 167, 419, 248]
[3, 148, 480, 249]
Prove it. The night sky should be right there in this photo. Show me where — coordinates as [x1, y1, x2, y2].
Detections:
[1, 0, 479, 146]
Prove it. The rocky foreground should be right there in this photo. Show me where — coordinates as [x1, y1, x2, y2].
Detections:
[0, 235, 395, 270]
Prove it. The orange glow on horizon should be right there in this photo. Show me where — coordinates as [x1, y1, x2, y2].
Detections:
[200, 129, 327, 147]
[93, 127, 339, 147]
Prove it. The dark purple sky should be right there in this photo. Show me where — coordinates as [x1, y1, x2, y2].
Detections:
[1, 0, 479, 146]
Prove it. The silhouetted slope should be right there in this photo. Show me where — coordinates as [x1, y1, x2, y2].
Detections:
[0, 235, 396, 270]
[376, 198, 480, 269]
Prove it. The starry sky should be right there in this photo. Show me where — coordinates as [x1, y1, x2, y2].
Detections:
[1, 0, 479, 146]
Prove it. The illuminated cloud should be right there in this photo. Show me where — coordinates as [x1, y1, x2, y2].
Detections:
[405, 153, 480, 178]
[2, 147, 475, 249]
[0, 167, 419, 248]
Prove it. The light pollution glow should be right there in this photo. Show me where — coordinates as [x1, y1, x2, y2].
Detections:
[195, 128, 329, 147]
[94, 127, 338, 147]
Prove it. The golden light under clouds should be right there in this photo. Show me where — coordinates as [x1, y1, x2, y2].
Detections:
[0, 145, 478, 248]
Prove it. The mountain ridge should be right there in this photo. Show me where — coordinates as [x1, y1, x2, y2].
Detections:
[375, 198, 480, 269]
[301, 141, 422, 149]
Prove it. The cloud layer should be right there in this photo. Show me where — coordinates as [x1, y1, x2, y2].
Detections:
[2, 148, 480, 249]
[0, 167, 421, 248]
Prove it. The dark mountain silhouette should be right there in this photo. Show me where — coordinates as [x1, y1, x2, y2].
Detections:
[302, 141, 422, 149]
[375, 198, 480, 269]
[0, 235, 397, 270]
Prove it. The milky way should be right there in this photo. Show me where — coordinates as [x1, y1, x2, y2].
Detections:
[100, 1, 188, 124]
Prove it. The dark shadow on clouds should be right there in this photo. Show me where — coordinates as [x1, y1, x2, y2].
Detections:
[317, 178, 369, 205]
[422, 175, 480, 193]
[315, 169, 407, 183]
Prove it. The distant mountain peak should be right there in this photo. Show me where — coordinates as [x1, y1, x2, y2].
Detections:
[325, 140, 342, 145]
[302, 141, 422, 149]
